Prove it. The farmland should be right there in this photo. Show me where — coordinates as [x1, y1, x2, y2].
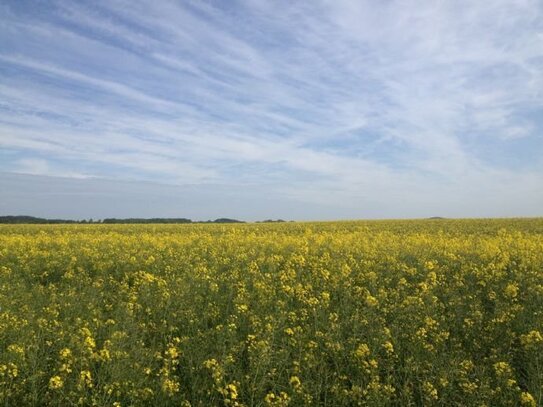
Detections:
[1, 219, 542, 406]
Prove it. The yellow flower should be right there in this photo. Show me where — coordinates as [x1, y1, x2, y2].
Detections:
[422, 381, 438, 400]
[494, 361, 512, 377]
[49, 375, 64, 390]
[7, 344, 25, 356]
[203, 358, 218, 369]
[78, 370, 93, 389]
[520, 391, 536, 407]
[59, 363, 72, 373]
[383, 341, 394, 354]
[225, 383, 238, 400]
[365, 295, 378, 307]
[289, 375, 302, 390]
[425, 261, 436, 270]
[264, 391, 290, 406]
[99, 348, 111, 361]
[161, 378, 180, 395]
[2, 363, 18, 378]
[520, 330, 543, 349]
[504, 283, 519, 299]
[165, 346, 179, 360]
[355, 343, 370, 359]
[84, 336, 96, 350]
[236, 304, 249, 313]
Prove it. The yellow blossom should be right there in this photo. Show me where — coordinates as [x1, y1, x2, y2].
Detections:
[520, 392, 536, 407]
[355, 343, 370, 359]
[49, 375, 63, 390]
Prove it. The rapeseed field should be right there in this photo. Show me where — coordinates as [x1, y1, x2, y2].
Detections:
[0, 219, 542, 406]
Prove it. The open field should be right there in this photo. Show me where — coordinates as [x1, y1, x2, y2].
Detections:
[1, 219, 542, 406]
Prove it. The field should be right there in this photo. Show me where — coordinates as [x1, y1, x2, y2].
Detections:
[1, 219, 542, 406]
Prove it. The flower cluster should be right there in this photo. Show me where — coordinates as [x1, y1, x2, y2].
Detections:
[0, 218, 542, 405]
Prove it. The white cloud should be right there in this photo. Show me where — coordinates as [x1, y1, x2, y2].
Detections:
[13, 158, 90, 179]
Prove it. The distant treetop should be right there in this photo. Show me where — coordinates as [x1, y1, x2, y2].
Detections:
[0, 215, 248, 224]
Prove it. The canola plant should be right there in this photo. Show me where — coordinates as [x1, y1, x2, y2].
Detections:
[0, 219, 542, 406]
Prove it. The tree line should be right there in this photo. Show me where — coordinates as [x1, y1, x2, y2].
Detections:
[0, 216, 246, 224]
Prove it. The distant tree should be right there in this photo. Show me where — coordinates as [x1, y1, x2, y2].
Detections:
[213, 218, 244, 223]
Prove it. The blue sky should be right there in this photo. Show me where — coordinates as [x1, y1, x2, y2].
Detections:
[1, 0, 542, 220]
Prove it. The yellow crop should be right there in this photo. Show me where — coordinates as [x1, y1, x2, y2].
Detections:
[0, 218, 542, 405]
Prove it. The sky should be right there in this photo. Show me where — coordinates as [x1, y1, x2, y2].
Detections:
[0, 0, 542, 221]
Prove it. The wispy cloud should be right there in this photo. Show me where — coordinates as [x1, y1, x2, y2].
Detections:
[0, 0, 542, 218]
